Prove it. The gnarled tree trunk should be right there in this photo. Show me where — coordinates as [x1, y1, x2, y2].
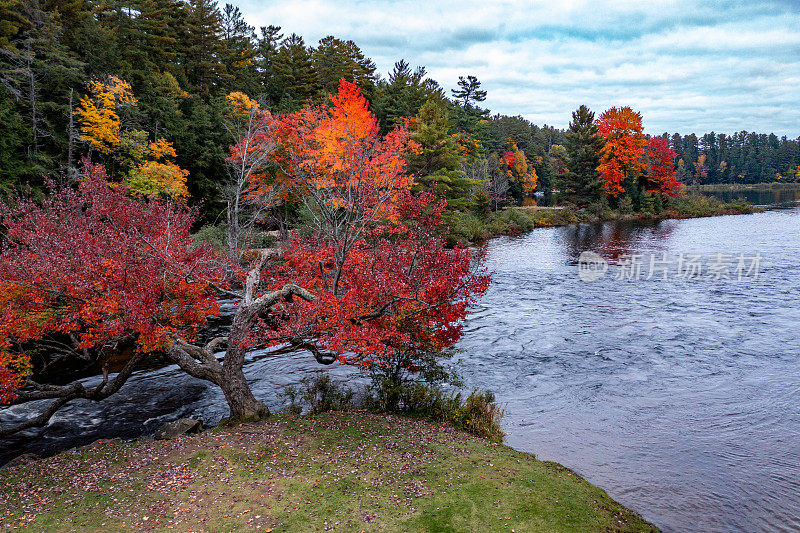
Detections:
[166, 267, 317, 423]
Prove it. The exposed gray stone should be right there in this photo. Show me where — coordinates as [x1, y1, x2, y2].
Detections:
[154, 418, 202, 440]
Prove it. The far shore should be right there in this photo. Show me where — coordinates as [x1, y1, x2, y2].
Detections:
[452, 192, 765, 244]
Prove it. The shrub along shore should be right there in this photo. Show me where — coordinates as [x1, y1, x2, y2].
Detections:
[450, 194, 762, 244]
[1, 412, 658, 532]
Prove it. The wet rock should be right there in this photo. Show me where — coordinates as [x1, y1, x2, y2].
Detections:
[154, 418, 203, 440]
[2, 453, 38, 469]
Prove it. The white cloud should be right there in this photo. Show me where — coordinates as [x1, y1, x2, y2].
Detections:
[237, 0, 800, 136]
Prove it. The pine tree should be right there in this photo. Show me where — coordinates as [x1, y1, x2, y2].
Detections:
[451, 75, 486, 107]
[0, 84, 34, 191]
[407, 96, 477, 211]
[0, 0, 84, 186]
[272, 33, 317, 110]
[311, 35, 376, 100]
[450, 74, 488, 135]
[182, 0, 226, 96]
[220, 3, 258, 93]
[255, 24, 282, 104]
[133, 0, 183, 75]
[373, 59, 438, 132]
[559, 105, 604, 205]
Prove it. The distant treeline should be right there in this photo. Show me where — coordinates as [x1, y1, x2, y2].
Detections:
[661, 132, 800, 185]
[1, 0, 796, 215]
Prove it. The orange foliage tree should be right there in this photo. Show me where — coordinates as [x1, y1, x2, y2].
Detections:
[596, 106, 646, 196]
[498, 141, 537, 202]
[225, 78, 489, 380]
[269, 79, 415, 294]
[1, 80, 489, 435]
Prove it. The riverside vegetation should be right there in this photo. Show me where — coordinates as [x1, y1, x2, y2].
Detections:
[0, 0, 784, 529]
[1, 411, 656, 532]
[449, 193, 761, 244]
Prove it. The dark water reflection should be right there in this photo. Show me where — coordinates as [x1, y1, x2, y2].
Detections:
[2, 207, 800, 532]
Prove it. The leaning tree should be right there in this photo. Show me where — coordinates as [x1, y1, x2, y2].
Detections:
[0, 80, 489, 435]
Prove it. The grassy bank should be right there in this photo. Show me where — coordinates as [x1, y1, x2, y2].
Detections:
[451, 194, 763, 243]
[1, 412, 657, 532]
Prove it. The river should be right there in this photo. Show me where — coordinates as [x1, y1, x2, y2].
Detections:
[2, 204, 799, 532]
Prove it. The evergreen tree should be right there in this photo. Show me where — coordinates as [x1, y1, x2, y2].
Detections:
[311, 35, 376, 100]
[0, 84, 34, 191]
[220, 3, 258, 93]
[272, 33, 317, 110]
[450, 74, 488, 135]
[255, 24, 282, 104]
[406, 96, 477, 211]
[451, 74, 486, 108]
[182, 0, 226, 96]
[559, 105, 604, 205]
[0, 0, 84, 185]
[134, 0, 183, 75]
[373, 59, 438, 132]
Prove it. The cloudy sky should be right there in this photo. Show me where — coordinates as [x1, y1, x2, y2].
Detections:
[238, 0, 800, 136]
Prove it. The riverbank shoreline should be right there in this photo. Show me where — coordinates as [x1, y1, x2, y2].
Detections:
[1, 411, 658, 532]
[685, 181, 800, 193]
[452, 194, 764, 244]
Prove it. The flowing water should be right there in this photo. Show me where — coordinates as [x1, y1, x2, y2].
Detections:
[454, 205, 800, 532]
[2, 205, 800, 531]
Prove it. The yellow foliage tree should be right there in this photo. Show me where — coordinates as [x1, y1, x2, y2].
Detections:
[125, 138, 189, 201]
[75, 75, 189, 202]
[75, 76, 137, 154]
[225, 91, 259, 117]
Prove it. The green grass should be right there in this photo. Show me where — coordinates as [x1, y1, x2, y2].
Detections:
[1, 412, 657, 532]
[664, 193, 760, 218]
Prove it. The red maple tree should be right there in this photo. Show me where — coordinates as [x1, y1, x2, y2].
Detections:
[0, 80, 490, 433]
[259, 191, 489, 370]
[645, 136, 682, 198]
[0, 163, 223, 409]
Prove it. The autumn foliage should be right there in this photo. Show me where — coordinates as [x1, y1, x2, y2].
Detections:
[270, 79, 414, 216]
[1, 80, 489, 423]
[596, 106, 646, 196]
[499, 142, 538, 197]
[237, 81, 487, 368]
[75, 76, 136, 155]
[75, 76, 190, 202]
[260, 192, 489, 367]
[224, 79, 489, 370]
[126, 139, 190, 201]
[645, 136, 681, 198]
[0, 163, 222, 403]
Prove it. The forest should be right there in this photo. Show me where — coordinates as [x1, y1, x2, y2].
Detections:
[2, 0, 799, 221]
[0, 0, 798, 424]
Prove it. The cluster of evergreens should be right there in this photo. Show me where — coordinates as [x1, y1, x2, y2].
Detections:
[665, 131, 800, 185]
[1, 0, 797, 220]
